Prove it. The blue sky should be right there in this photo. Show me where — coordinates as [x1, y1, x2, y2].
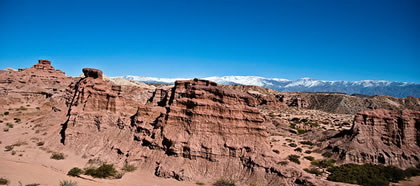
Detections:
[0, 0, 419, 82]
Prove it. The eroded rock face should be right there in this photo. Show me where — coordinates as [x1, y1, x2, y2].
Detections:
[60, 68, 125, 144]
[0, 60, 72, 110]
[327, 109, 420, 168]
[60, 77, 324, 185]
[136, 79, 269, 160]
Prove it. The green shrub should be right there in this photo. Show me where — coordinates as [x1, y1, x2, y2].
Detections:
[404, 167, 420, 177]
[213, 178, 235, 186]
[67, 167, 83, 177]
[304, 168, 323, 176]
[3, 112, 9, 115]
[304, 156, 315, 161]
[278, 161, 289, 166]
[114, 172, 124, 179]
[84, 164, 117, 178]
[289, 123, 296, 129]
[321, 151, 333, 158]
[296, 128, 306, 134]
[122, 163, 137, 172]
[4, 145, 13, 151]
[196, 181, 205, 185]
[294, 147, 302, 152]
[291, 118, 300, 123]
[327, 164, 418, 186]
[288, 143, 297, 147]
[0, 178, 9, 185]
[37, 141, 44, 146]
[311, 159, 336, 169]
[18, 106, 27, 111]
[59, 180, 78, 186]
[5, 123, 13, 128]
[308, 122, 319, 127]
[51, 152, 65, 160]
[288, 155, 300, 164]
[25, 184, 40, 186]
[304, 150, 312, 154]
[300, 141, 314, 146]
[272, 149, 280, 154]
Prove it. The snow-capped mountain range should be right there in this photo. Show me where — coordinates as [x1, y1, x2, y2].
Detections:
[114, 75, 420, 97]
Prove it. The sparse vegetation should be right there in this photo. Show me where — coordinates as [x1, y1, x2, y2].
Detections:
[5, 123, 13, 128]
[308, 122, 319, 127]
[278, 161, 289, 166]
[67, 167, 83, 177]
[84, 163, 118, 178]
[51, 152, 65, 160]
[311, 159, 336, 169]
[213, 178, 235, 186]
[296, 128, 306, 134]
[291, 118, 300, 123]
[59, 180, 78, 186]
[25, 184, 40, 186]
[13, 141, 27, 146]
[304, 156, 315, 161]
[321, 151, 333, 158]
[327, 164, 420, 186]
[4, 141, 27, 151]
[196, 181, 205, 185]
[4, 145, 13, 151]
[114, 172, 124, 179]
[121, 162, 137, 172]
[0, 178, 9, 185]
[300, 141, 314, 146]
[14, 118, 21, 123]
[17, 106, 27, 111]
[288, 155, 300, 164]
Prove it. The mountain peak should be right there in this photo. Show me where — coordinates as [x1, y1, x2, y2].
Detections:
[113, 75, 420, 97]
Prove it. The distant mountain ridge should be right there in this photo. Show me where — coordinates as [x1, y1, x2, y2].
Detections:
[115, 75, 420, 97]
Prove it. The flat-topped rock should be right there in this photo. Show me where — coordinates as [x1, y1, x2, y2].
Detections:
[82, 68, 103, 79]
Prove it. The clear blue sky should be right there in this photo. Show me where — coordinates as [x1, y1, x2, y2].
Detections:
[0, 0, 419, 82]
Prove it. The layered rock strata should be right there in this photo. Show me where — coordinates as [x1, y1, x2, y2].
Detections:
[327, 109, 420, 168]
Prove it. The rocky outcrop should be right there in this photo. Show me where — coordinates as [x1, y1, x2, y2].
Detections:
[20, 59, 66, 76]
[58, 76, 326, 185]
[82, 68, 103, 79]
[60, 68, 125, 144]
[327, 109, 420, 168]
[0, 60, 72, 109]
[225, 86, 419, 114]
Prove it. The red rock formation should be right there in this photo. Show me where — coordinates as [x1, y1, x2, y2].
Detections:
[20, 59, 66, 76]
[59, 77, 325, 185]
[327, 109, 420, 168]
[0, 60, 72, 108]
[82, 68, 103, 79]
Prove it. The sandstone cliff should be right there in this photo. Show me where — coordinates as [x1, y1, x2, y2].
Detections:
[59, 74, 325, 185]
[326, 109, 420, 168]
